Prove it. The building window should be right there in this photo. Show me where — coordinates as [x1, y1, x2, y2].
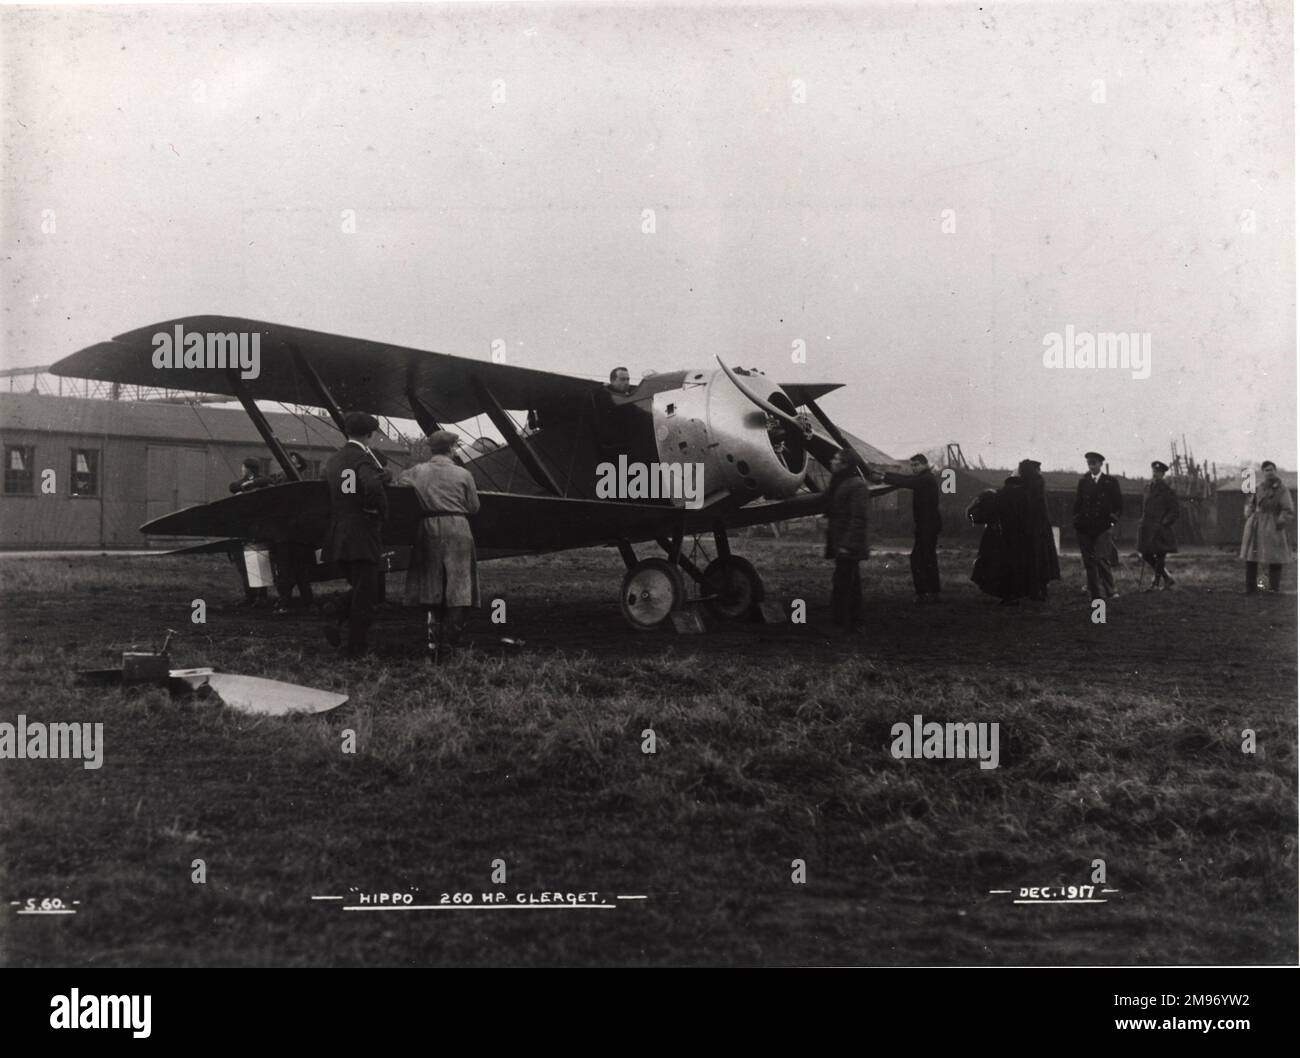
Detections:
[305, 459, 321, 480]
[4, 445, 34, 494]
[71, 449, 100, 497]
[257, 457, 272, 478]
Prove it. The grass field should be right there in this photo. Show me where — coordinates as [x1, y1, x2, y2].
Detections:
[1, 538, 1295, 966]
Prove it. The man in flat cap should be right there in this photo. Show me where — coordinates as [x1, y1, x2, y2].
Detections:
[1073, 451, 1124, 602]
[1138, 461, 1180, 590]
[868, 453, 943, 603]
[320, 412, 390, 658]
[396, 430, 481, 659]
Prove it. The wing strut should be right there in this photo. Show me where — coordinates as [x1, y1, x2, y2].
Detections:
[291, 343, 347, 433]
[470, 377, 563, 496]
[406, 390, 443, 436]
[226, 370, 302, 480]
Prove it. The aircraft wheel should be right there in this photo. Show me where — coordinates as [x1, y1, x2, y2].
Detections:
[702, 555, 764, 620]
[620, 558, 686, 631]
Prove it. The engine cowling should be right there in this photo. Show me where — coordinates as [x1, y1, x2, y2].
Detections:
[652, 367, 807, 506]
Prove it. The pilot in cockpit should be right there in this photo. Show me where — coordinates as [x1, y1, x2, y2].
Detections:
[605, 366, 634, 396]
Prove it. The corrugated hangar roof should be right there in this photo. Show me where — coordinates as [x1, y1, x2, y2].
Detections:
[0, 392, 407, 451]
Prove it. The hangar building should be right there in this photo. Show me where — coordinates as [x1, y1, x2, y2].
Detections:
[0, 392, 407, 550]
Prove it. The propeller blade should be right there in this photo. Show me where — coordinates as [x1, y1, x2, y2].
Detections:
[716, 358, 891, 489]
[714, 356, 808, 434]
[804, 397, 865, 467]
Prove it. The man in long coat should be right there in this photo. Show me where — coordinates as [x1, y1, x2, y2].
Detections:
[320, 412, 390, 658]
[1137, 460, 1180, 591]
[968, 486, 1009, 599]
[978, 474, 1034, 604]
[825, 450, 869, 631]
[396, 430, 481, 658]
[1073, 451, 1124, 602]
[1241, 460, 1295, 594]
[1018, 459, 1061, 600]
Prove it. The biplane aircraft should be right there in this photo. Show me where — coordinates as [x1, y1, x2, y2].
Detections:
[51, 316, 893, 630]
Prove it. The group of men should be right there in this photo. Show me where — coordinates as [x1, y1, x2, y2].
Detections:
[818, 447, 1291, 631]
[318, 412, 480, 660]
[240, 403, 1292, 650]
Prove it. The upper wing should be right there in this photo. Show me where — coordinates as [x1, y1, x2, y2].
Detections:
[50, 315, 605, 422]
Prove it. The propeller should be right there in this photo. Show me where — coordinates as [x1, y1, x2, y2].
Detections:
[715, 356, 875, 478]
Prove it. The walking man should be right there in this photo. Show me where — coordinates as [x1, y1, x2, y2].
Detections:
[1073, 451, 1124, 602]
[825, 450, 869, 632]
[870, 453, 942, 602]
[1138, 460, 1180, 591]
[396, 430, 482, 660]
[321, 413, 389, 658]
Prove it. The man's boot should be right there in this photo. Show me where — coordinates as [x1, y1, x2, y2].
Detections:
[446, 607, 469, 649]
[1268, 564, 1283, 593]
[1245, 561, 1259, 594]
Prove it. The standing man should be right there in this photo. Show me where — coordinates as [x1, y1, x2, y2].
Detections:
[396, 430, 482, 660]
[321, 413, 389, 658]
[870, 454, 942, 603]
[1073, 451, 1124, 602]
[271, 452, 317, 614]
[1018, 459, 1061, 600]
[1138, 460, 1181, 591]
[825, 450, 869, 632]
[1240, 460, 1294, 594]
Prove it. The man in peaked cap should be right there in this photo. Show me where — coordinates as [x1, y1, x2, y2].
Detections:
[1138, 460, 1180, 590]
[1073, 451, 1124, 602]
[320, 412, 390, 658]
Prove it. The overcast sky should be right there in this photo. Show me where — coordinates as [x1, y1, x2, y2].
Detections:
[1, 1, 1293, 475]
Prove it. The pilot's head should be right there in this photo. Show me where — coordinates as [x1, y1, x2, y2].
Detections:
[909, 453, 929, 475]
[830, 450, 853, 474]
[288, 451, 307, 472]
[608, 367, 632, 394]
